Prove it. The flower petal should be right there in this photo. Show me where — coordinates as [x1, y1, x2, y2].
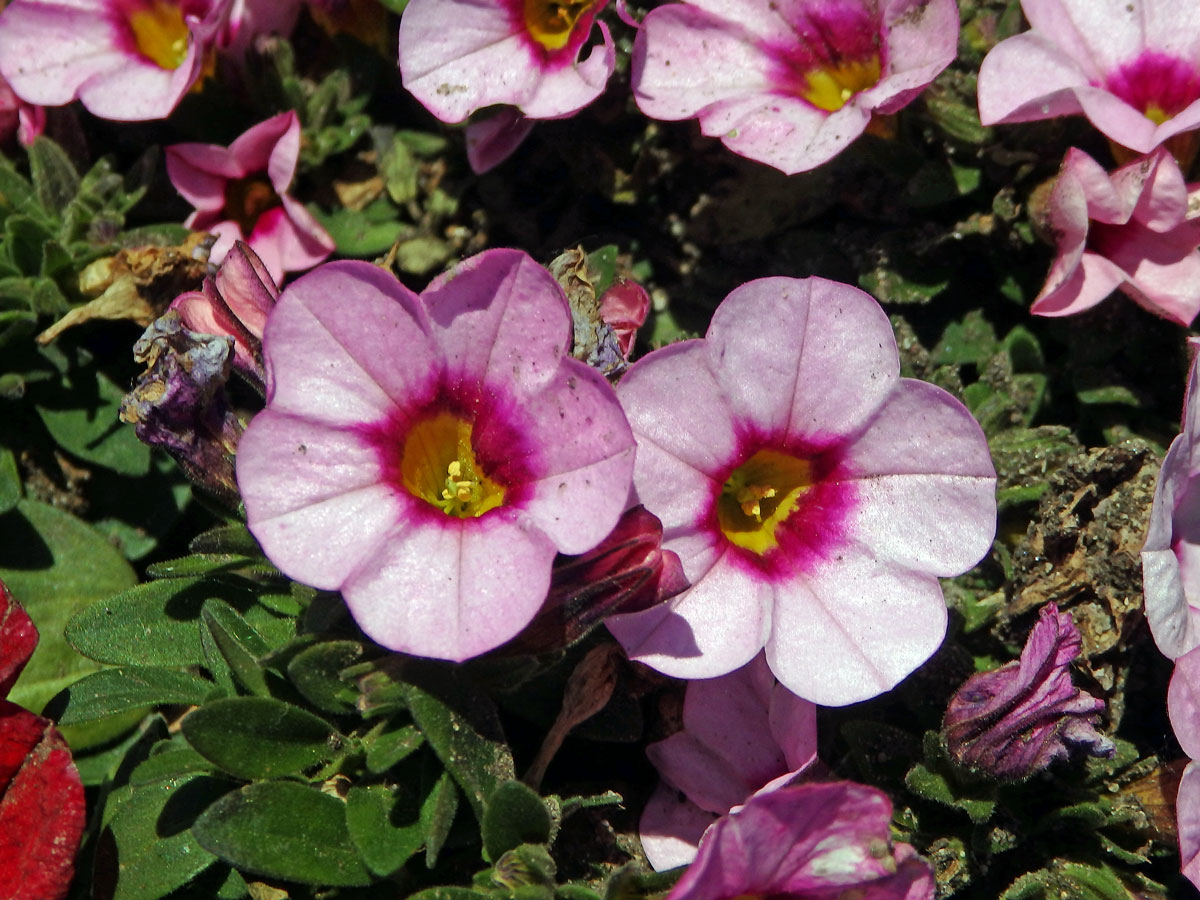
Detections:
[639, 782, 716, 871]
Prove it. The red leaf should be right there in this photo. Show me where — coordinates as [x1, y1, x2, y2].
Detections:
[0, 580, 38, 698]
[0, 701, 86, 900]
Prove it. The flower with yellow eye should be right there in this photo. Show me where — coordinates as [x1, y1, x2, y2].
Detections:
[398, 0, 615, 124]
[0, 0, 230, 121]
[630, 0, 958, 174]
[607, 276, 996, 706]
[236, 250, 636, 661]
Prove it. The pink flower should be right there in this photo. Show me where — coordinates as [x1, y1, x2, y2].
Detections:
[166, 110, 334, 284]
[236, 250, 637, 660]
[465, 108, 536, 174]
[640, 653, 817, 870]
[397, 0, 615, 123]
[220, 0, 300, 57]
[0, 73, 43, 146]
[664, 782, 934, 900]
[606, 276, 997, 706]
[1032, 148, 1200, 325]
[170, 240, 279, 384]
[0, 0, 230, 122]
[978, 0, 1200, 160]
[1167, 647, 1200, 890]
[1143, 338, 1200, 658]
[630, 0, 959, 175]
[943, 604, 1113, 780]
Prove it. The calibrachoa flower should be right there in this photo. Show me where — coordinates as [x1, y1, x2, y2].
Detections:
[397, 0, 615, 123]
[236, 250, 637, 660]
[1031, 148, 1200, 325]
[166, 110, 334, 284]
[0, 581, 86, 900]
[171, 240, 279, 386]
[1167, 646, 1200, 890]
[630, 0, 959, 175]
[664, 782, 935, 900]
[0, 0, 230, 121]
[465, 107, 535, 174]
[1143, 338, 1200, 658]
[943, 603, 1114, 780]
[978, 0, 1200, 163]
[607, 276, 996, 706]
[641, 653, 817, 870]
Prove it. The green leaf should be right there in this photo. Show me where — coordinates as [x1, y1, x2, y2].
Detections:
[130, 747, 216, 785]
[904, 762, 996, 823]
[189, 523, 262, 556]
[54, 666, 215, 724]
[311, 200, 408, 257]
[201, 599, 271, 696]
[146, 554, 259, 579]
[65, 577, 258, 667]
[193, 781, 373, 887]
[932, 310, 998, 367]
[586, 245, 619, 297]
[0, 444, 21, 514]
[399, 660, 516, 822]
[27, 136, 80, 213]
[287, 640, 364, 713]
[483, 780, 553, 862]
[181, 696, 342, 780]
[346, 784, 424, 877]
[421, 770, 460, 868]
[364, 718, 425, 774]
[105, 774, 233, 900]
[0, 500, 136, 722]
[35, 365, 151, 476]
[394, 236, 452, 275]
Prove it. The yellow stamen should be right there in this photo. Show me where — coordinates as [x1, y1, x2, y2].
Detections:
[523, 0, 596, 51]
[401, 411, 506, 518]
[718, 448, 813, 555]
[127, 2, 190, 71]
[800, 56, 882, 112]
[1144, 103, 1170, 125]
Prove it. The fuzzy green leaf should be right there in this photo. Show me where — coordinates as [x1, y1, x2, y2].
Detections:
[483, 780, 553, 863]
[346, 784, 424, 877]
[53, 666, 215, 724]
[181, 697, 342, 780]
[287, 640, 363, 714]
[193, 781, 372, 887]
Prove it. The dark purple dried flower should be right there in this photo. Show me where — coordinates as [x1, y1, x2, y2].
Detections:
[943, 604, 1115, 780]
[120, 311, 243, 505]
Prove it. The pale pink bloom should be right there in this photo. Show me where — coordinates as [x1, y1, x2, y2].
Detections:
[465, 107, 535, 174]
[0, 0, 230, 122]
[166, 110, 334, 283]
[1142, 338, 1200, 658]
[170, 240, 279, 383]
[978, 0, 1200, 157]
[630, 0, 959, 175]
[397, 0, 615, 123]
[0, 73, 44, 145]
[607, 276, 996, 706]
[236, 250, 637, 661]
[640, 653, 817, 870]
[1033, 148, 1200, 325]
[220, 0, 301, 58]
[1166, 647, 1200, 889]
[665, 782, 934, 900]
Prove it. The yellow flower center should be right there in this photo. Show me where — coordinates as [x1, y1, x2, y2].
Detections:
[1144, 103, 1170, 125]
[400, 411, 506, 518]
[717, 448, 812, 555]
[800, 55, 882, 112]
[523, 0, 596, 51]
[127, 2, 191, 71]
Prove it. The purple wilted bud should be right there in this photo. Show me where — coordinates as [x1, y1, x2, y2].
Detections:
[120, 311, 243, 506]
[501, 505, 688, 655]
[943, 604, 1115, 780]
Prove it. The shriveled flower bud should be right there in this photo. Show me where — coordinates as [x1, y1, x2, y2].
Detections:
[170, 241, 279, 391]
[502, 505, 688, 655]
[943, 603, 1115, 780]
[120, 311, 243, 506]
[598, 277, 650, 360]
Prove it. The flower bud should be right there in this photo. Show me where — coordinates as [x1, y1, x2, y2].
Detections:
[943, 603, 1115, 780]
